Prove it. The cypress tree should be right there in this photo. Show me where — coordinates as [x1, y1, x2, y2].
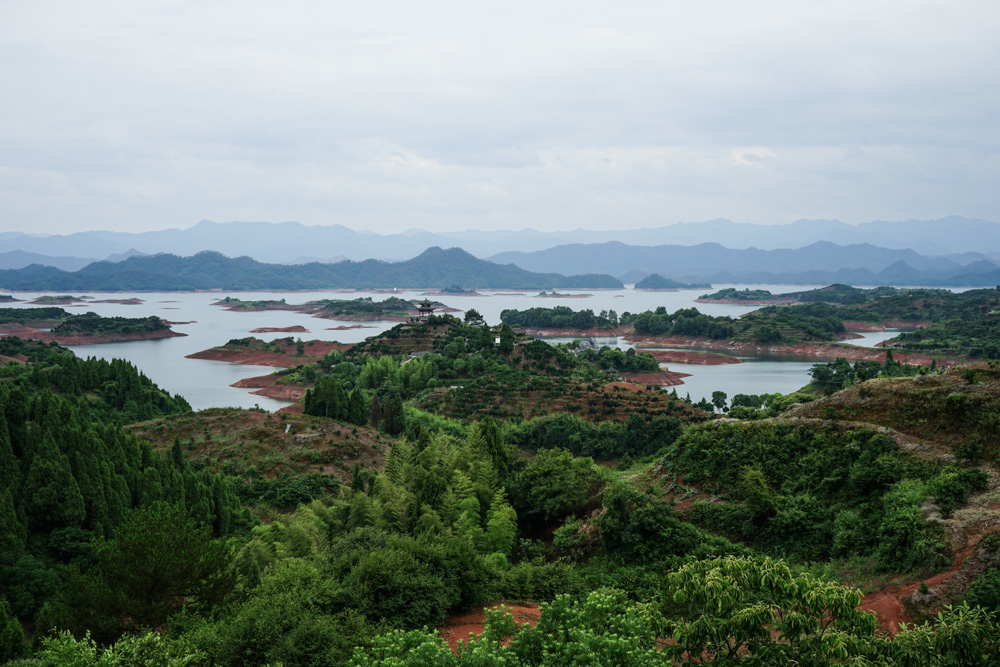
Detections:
[348, 389, 367, 426]
[22, 436, 86, 529]
[0, 598, 28, 663]
[0, 489, 26, 563]
[0, 412, 20, 494]
[368, 395, 382, 430]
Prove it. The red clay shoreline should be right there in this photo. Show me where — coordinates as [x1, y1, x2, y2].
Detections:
[9, 329, 187, 345]
[625, 334, 963, 367]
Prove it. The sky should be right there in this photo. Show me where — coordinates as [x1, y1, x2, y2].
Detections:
[1, 1, 999, 235]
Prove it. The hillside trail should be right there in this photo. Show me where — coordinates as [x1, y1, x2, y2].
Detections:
[772, 415, 1000, 634]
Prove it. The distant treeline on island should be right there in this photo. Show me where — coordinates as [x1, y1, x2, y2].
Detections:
[0, 247, 623, 291]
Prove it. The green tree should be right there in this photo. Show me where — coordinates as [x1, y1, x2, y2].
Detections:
[660, 556, 881, 663]
[0, 597, 28, 662]
[58, 502, 235, 641]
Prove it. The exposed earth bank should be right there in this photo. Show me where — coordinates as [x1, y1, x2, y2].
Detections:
[438, 604, 541, 653]
[645, 350, 743, 365]
[626, 335, 962, 367]
[5, 328, 186, 345]
[249, 325, 309, 334]
[231, 375, 307, 403]
[621, 370, 690, 386]
[186, 339, 351, 367]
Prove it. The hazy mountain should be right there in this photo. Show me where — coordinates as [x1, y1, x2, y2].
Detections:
[0, 250, 97, 272]
[0, 247, 623, 291]
[488, 241, 1000, 286]
[2, 216, 997, 262]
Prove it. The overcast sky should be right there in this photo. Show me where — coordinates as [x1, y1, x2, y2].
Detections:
[1, 1, 998, 235]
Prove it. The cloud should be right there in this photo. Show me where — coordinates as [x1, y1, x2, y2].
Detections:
[0, 0, 998, 233]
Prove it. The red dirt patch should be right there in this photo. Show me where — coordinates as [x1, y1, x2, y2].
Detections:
[249, 325, 309, 334]
[325, 325, 375, 330]
[646, 350, 743, 365]
[438, 604, 541, 653]
[15, 328, 186, 345]
[620, 370, 690, 386]
[186, 339, 351, 367]
[232, 375, 308, 402]
[626, 334, 961, 367]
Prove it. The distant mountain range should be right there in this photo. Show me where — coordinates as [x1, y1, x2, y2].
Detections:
[2, 216, 998, 266]
[0, 247, 623, 291]
[489, 241, 1000, 287]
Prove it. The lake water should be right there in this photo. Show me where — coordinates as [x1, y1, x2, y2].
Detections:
[0, 285, 921, 410]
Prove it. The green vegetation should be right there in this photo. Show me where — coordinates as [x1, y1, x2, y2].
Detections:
[0, 247, 624, 290]
[634, 273, 708, 289]
[667, 420, 985, 568]
[889, 314, 1000, 359]
[627, 305, 844, 343]
[5, 287, 1000, 664]
[50, 313, 170, 337]
[501, 305, 619, 330]
[698, 287, 776, 301]
[313, 296, 417, 319]
[0, 307, 71, 324]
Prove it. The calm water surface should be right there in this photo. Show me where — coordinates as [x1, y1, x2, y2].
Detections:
[0, 284, 925, 409]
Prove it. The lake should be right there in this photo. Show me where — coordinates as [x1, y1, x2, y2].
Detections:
[0, 285, 917, 410]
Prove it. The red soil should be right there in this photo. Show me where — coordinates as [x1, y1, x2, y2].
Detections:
[14, 329, 186, 345]
[325, 325, 375, 330]
[438, 604, 541, 653]
[645, 350, 743, 365]
[231, 374, 308, 402]
[186, 340, 351, 368]
[626, 335, 961, 367]
[620, 370, 690, 386]
[859, 533, 984, 635]
[249, 325, 309, 334]
[534, 293, 592, 298]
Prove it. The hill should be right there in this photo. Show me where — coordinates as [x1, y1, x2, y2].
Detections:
[0, 247, 623, 291]
[489, 241, 1000, 286]
[2, 216, 1000, 263]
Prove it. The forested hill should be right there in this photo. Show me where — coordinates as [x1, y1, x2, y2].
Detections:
[0, 247, 623, 291]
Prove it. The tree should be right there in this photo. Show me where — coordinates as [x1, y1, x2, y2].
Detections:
[464, 309, 484, 326]
[0, 597, 27, 662]
[58, 502, 234, 641]
[498, 324, 515, 356]
[711, 390, 728, 414]
[660, 556, 881, 663]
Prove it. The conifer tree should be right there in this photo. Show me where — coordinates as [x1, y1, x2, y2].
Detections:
[22, 436, 86, 529]
[0, 489, 26, 563]
[0, 598, 27, 663]
[483, 488, 518, 555]
[368, 395, 382, 430]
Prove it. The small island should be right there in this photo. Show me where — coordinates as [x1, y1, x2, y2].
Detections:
[213, 296, 459, 320]
[634, 273, 711, 290]
[0, 309, 186, 345]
